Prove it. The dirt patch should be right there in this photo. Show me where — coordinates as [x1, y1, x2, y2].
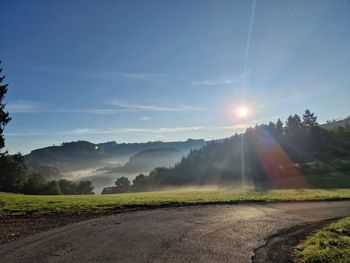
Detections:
[0, 214, 101, 245]
[0, 206, 173, 245]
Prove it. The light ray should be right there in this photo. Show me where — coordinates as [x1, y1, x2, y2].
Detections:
[252, 128, 308, 188]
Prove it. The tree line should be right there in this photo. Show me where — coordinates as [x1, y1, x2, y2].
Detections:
[104, 110, 350, 193]
[0, 147, 95, 195]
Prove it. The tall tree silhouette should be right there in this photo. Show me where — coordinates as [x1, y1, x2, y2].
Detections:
[0, 61, 11, 152]
[275, 119, 284, 136]
[285, 114, 302, 133]
[302, 109, 318, 128]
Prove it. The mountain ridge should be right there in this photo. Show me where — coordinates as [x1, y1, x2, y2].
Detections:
[25, 139, 207, 176]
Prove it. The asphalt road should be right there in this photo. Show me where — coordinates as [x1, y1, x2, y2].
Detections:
[1, 201, 350, 263]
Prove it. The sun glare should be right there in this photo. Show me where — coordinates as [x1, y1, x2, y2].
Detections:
[236, 106, 249, 118]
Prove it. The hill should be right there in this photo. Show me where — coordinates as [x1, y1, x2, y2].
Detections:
[25, 139, 206, 177]
[101, 147, 183, 174]
[321, 116, 350, 129]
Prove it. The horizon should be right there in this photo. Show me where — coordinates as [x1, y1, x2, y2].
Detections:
[1, 0, 350, 154]
[13, 113, 349, 155]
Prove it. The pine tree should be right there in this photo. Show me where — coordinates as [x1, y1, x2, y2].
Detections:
[302, 109, 318, 128]
[285, 114, 302, 132]
[0, 61, 11, 151]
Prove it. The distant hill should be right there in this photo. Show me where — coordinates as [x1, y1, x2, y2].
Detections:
[25, 139, 207, 176]
[102, 147, 183, 174]
[321, 116, 350, 129]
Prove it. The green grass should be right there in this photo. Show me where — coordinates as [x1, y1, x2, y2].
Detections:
[295, 217, 350, 263]
[1, 188, 350, 216]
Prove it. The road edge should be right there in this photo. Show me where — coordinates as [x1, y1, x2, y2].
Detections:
[251, 219, 339, 263]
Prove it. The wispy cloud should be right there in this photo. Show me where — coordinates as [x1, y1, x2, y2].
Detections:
[32, 66, 167, 82]
[60, 126, 204, 136]
[7, 100, 202, 114]
[140, 116, 152, 121]
[7, 100, 44, 113]
[191, 70, 252, 86]
[110, 100, 202, 112]
[218, 124, 250, 130]
[118, 72, 167, 81]
[6, 131, 49, 136]
[155, 126, 203, 133]
[218, 115, 280, 131]
[244, 0, 257, 73]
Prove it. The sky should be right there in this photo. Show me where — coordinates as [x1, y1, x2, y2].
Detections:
[0, 0, 350, 154]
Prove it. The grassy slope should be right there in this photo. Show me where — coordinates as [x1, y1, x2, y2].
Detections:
[296, 217, 350, 263]
[1, 189, 350, 216]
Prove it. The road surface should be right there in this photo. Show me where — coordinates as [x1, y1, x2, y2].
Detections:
[1, 201, 350, 263]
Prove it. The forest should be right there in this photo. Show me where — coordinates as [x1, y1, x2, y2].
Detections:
[105, 110, 350, 193]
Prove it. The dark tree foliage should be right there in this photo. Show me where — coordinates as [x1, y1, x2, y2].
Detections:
[285, 114, 303, 133]
[275, 119, 284, 137]
[77, 180, 94, 194]
[44, 181, 62, 195]
[0, 61, 11, 152]
[105, 110, 350, 193]
[0, 152, 49, 194]
[0, 152, 95, 194]
[58, 179, 78, 195]
[132, 174, 151, 192]
[115, 176, 131, 193]
[302, 109, 318, 128]
[0, 154, 28, 193]
[23, 172, 47, 194]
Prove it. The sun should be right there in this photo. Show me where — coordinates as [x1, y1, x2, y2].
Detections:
[236, 106, 249, 118]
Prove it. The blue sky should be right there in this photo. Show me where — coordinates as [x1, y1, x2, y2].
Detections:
[0, 0, 350, 154]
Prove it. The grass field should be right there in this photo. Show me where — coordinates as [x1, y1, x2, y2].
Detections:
[1, 188, 350, 216]
[296, 217, 350, 263]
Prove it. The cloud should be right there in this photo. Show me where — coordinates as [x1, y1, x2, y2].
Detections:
[6, 106, 127, 115]
[244, 0, 257, 72]
[32, 66, 167, 82]
[155, 126, 203, 133]
[191, 70, 252, 86]
[110, 100, 202, 112]
[61, 126, 204, 136]
[7, 100, 44, 113]
[7, 101, 202, 114]
[117, 72, 168, 81]
[217, 115, 280, 131]
[6, 131, 49, 136]
[218, 124, 250, 130]
[49, 109, 130, 114]
[140, 116, 152, 121]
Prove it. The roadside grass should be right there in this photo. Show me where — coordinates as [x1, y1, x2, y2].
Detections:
[295, 217, 350, 263]
[1, 188, 350, 216]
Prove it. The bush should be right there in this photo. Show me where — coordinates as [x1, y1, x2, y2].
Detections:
[77, 180, 94, 195]
[58, 179, 78, 195]
[44, 181, 62, 195]
[23, 172, 47, 194]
